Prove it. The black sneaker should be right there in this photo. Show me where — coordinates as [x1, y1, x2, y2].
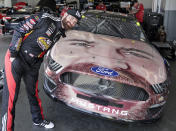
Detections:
[0, 69, 4, 80]
[33, 120, 54, 129]
[0, 70, 4, 92]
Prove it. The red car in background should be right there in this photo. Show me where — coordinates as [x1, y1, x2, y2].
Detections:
[14, 2, 28, 10]
[0, 2, 32, 35]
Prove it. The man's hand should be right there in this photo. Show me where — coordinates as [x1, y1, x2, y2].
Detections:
[129, 8, 139, 14]
[10, 57, 15, 62]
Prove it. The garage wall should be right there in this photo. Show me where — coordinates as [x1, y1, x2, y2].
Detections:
[2, 0, 12, 7]
[27, 0, 40, 7]
[0, 0, 4, 7]
[16, 0, 153, 9]
[139, 0, 152, 9]
[165, 0, 176, 10]
[12, 0, 17, 5]
[164, 0, 176, 41]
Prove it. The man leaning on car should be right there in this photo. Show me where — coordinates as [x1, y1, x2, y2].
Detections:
[1, 7, 81, 131]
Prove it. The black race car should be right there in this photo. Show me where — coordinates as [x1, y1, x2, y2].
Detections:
[43, 10, 170, 123]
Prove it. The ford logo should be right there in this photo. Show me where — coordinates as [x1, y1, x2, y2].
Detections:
[91, 66, 119, 77]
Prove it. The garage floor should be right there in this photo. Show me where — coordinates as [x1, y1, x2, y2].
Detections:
[0, 35, 176, 131]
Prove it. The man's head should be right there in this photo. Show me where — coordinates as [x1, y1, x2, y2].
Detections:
[131, 0, 138, 7]
[61, 9, 81, 30]
[99, 0, 104, 5]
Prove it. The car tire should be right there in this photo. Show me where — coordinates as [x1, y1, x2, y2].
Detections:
[142, 111, 163, 124]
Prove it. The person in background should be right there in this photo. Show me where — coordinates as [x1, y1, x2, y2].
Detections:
[1, 8, 81, 131]
[96, 0, 106, 11]
[128, 0, 144, 24]
[60, 5, 71, 17]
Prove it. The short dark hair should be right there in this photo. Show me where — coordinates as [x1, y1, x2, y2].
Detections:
[131, 0, 138, 6]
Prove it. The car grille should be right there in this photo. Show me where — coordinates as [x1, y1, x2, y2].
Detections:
[48, 57, 62, 72]
[77, 94, 124, 108]
[61, 72, 149, 101]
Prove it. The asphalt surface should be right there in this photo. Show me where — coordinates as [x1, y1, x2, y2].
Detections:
[0, 35, 176, 131]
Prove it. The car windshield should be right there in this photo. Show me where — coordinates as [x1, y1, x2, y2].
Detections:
[74, 11, 146, 42]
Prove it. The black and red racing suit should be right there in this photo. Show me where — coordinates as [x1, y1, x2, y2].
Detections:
[1, 11, 65, 131]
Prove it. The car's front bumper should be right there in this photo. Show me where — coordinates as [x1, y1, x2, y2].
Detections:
[43, 73, 166, 123]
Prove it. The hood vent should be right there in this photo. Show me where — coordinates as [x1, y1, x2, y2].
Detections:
[151, 80, 169, 94]
[48, 57, 62, 72]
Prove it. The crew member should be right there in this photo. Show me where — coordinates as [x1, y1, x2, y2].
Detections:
[129, 0, 144, 24]
[1, 8, 81, 131]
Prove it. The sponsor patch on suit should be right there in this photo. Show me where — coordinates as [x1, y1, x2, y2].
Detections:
[37, 37, 52, 51]
[23, 24, 29, 31]
[46, 23, 56, 36]
[26, 21, 33, 29]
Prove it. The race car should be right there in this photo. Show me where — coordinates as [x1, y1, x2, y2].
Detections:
[43, 10, 170, 123]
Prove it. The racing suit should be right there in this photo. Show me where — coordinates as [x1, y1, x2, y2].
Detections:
[134, 3, 144, 23]
[1, 12, 66, 131]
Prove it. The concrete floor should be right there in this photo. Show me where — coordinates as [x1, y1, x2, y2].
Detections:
[0, 35, 176, 131]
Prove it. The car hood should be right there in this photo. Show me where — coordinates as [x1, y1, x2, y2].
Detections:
[50, 30, 167, 85]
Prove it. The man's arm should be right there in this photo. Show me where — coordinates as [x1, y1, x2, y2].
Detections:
[9, 13, 42, 58]
[129, 4, 144, 15]
[129, 7, 139, 14]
